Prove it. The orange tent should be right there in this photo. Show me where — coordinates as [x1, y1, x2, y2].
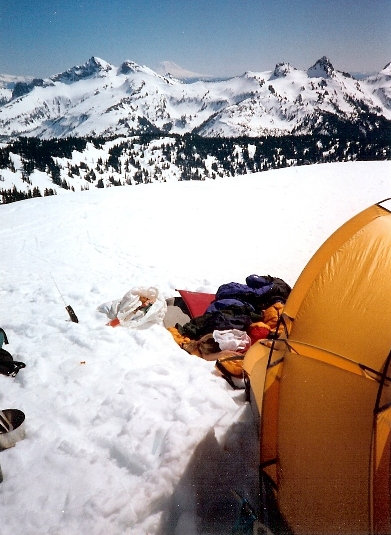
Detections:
[243, 198, 391, 535]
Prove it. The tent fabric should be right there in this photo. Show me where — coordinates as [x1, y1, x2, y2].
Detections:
[283, 202, 387, 321]
[277, 353, 377, 535]
[374, 408, 391, 535]
[176, 290, 215, 318]
[284, 200, 391, 372]
[243, 199, 391, 535]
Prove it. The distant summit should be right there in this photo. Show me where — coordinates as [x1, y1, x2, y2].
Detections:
[119, 60, 143, 75]
[51, 57, 113, 83]
[271, 62, 296, 79]
[307, 56, 335, 78]
[156, 60, 208, 80]
[380, 62, 391, 77]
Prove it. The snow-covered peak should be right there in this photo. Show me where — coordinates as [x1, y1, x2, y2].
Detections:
[380, 62, 391, 77]
[307, 56, 335, 78]
[271, 62, 295, 79]
[119, 60, 169, 82]
[89, 56, 113, 71]
[51, 57, 114, 84]
[365, 61, 391, 85]
[156, 60, 208, 80]
[118, 60, 144, 75]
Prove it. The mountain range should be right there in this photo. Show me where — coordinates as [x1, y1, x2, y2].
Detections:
[0, 56, 390, 140]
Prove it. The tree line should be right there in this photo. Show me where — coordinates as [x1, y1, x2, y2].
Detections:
[1, 128, 390, 204]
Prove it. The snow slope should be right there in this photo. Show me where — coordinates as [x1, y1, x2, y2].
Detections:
[0, 160, 390, 534]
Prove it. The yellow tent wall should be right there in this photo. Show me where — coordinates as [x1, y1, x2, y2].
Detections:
[374, 408, 391, 535]
[244, 341, 285, 484]
[277, 354, 378, 534]
[285, 200, 391, 370]
[244, 199, 391, 535]
[284, 202, 387, 320]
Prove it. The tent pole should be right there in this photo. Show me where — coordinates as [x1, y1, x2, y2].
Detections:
[374, 349, 391, 414]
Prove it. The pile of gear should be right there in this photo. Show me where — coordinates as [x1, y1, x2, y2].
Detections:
[166, 275, 291, 386]
[96, 275, 291, 388]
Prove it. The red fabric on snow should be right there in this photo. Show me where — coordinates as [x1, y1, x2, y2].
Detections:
[177, 290, 215, 319]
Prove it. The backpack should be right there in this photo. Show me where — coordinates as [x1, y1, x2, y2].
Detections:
[0, 327, 8, 348]
[0, 328, 26, 377]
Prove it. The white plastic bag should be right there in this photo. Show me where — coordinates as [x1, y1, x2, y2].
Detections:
[98, 287, 167, 328]
[213, 329, 251, 352]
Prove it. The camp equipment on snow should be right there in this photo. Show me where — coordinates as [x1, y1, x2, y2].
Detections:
[65, 305, 79, 323]
[176, 290, 215, 318]
[213, 329, 251, 352]
[0, 330, 26, 377]
[243, 198, 391, 535]
[0, 409, 25, 450]
[50, 275, 79, 323]
[215, 354, 247, 390]
[0, 349, 26, 377]
[98, 287, 167, 328]
[163, 298, 191, 328]
[0, 328, 9, 348]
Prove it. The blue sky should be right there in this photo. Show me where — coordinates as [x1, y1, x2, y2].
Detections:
[1, 0, 390, 78]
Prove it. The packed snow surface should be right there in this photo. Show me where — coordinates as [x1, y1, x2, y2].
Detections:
[0, 160, 390, 534]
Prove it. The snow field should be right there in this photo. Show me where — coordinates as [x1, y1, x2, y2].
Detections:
[0, 160, 390, 534]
